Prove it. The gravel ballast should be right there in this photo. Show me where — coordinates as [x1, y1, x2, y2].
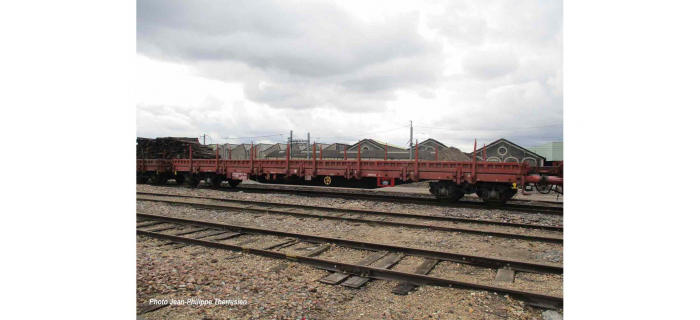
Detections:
[136, 184, 564, 319]
[138, 237, 560, 319]
[138, 200, 563, 265]
[138, 194, 563, 239]
[138, 185, 563, 227]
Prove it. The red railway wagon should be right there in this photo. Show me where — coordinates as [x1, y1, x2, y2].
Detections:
[137, 141, 563, 206]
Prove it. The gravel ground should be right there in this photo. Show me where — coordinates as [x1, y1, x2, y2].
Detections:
[138, 185, 563, 227]
[138, 200, 563, 265]
[399, 180, 437, 188]
[137, 237, 562, 319]
[430, 262, 563, 297]
[510, 189, 563, 204]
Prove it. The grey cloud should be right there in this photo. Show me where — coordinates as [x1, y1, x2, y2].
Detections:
[489, 1, 563, 44]
[137, 101, 292, 143]
[426, 1, 487, 45]
[463, 48, 519, 79]
[137, 0, 563, 149]
[417, 0, 562, 147]
[424, 80, 563, 147]
[138, 0, 441, 111]
[428, 0, 562, 46]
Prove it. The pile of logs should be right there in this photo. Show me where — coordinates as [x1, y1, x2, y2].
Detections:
[136, 137, 216, 159]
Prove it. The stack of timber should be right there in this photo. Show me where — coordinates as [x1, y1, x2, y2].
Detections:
[136, 137, 216, 159]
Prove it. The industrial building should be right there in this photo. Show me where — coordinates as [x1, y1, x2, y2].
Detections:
[416, 138, 448, 153]
[347, 139, 405, 152]
[528, 142, 563, 162]
[204, 138, 560, 164]
[469, 138, 546, 166]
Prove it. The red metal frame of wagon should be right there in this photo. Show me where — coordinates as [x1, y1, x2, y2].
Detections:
[137, 140, 562, 206]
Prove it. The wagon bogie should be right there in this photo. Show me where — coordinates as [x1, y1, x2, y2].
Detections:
[429, 181, 464, 202]
[185, 173, 200, 188]
[226, 179, 242, 188]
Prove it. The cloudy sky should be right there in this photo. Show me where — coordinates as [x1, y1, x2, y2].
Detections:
[136, 0, 562, 151]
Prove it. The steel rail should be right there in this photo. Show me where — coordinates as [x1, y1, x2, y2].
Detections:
[137, 229, 563, 309]
[137, 213, 562, 274]
[137, 192, 562, 232]
[137, 195, 563, 244]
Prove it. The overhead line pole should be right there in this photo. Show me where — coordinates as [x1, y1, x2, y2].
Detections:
[409, 121, 413, 160]
[289, 130, 293, 159]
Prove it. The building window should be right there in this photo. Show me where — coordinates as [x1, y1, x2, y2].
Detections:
[497, 146, 508, 156]
[522, 157, 537, 166]
[362, 146, 369, 151]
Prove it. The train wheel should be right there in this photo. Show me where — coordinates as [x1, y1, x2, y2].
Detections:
[209, 176, 223, 187]
[323, 176, 332, 186]
[186, 174, 200, 188]
[429, 181, 464, 202]
[436, 190, 464, 203]
[478, 184, 517, 207]
[148, 174, 168, 185]
[227, 179, 241, 188]
[174, 175, 185, 185]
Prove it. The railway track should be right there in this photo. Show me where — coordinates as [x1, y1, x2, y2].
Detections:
[137, 192, 563, 243]
[237, 185, 564, 210]
[237, 186, 565, 215]
[239, 184, 564, 205]
[241, 186, 564, 214]
[137, 213, 563, 309]
[154, 183, 564, 215]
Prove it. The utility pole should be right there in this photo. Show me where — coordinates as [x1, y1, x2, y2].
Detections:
[289, 130, 293, 159]
[409, 121, 413, 160]
[307, 133, 311, 159]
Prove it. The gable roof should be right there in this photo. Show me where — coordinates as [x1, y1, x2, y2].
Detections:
[469, 138, 545, 159]
[418, 138, 448, 148]
[254, 143, 273, 152]
[208, 143, 239, 149]
[264, 143, 299, 152]
[234, 143, 273, 151]
[348, 139, 405, 150]
[323, 143, 350, 150]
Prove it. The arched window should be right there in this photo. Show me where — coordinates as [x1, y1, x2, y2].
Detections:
[522, 157, 537, 166]
[504, 157, 519, 163]
[362, 146, 369, 151]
